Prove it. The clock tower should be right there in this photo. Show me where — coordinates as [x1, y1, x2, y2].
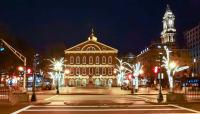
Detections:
[161, 5, 176, 44]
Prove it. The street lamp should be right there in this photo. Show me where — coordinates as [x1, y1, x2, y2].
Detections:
[31, 53, 39, 101]
[157, 52, 163, 103]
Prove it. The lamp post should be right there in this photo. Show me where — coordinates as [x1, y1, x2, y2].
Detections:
[31, 53, 39, 101]
[157, 52, 163, 103]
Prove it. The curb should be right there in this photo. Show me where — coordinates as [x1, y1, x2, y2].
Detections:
[64, 101, 133, 106]
[31, 101, 51, 105]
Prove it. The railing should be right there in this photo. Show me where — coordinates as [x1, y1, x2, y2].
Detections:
[185, 87, 200, 101]
[0, 87, 10, 102]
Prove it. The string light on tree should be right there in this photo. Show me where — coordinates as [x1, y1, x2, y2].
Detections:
[161, 46, 189, 92]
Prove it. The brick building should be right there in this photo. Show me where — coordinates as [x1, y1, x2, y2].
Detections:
[64, 30, 118, 87]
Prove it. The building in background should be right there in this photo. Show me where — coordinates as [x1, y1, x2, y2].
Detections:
[136, 5, 192, 86]
[184, 22, 200, 77]
[64, 30, 118, 87]
[161, 5, 176, 44]
[121, 53, 136, 64]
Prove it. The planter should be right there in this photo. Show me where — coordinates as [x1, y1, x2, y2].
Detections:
[166, 93, 186, 103]
[9, 92, 29, 104]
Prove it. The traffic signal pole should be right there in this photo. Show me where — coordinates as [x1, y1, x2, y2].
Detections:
[0, 39, 27, 91]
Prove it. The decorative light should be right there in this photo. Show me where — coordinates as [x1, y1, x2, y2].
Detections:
[139, 69, 144, 74]
[48, 57, 66, 87]
[64, 69, 70, 74]
[162, 46, 189, 92]
[18, 66, 24, 71]
[49, 58, 65, 72]
[113, 68, 117, 74]
[124, 62, 143, 91]
[169, 62, 176, 69]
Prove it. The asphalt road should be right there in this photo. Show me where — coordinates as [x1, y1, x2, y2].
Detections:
[12, 104, 199, 114]
[11, 94, 200, 114]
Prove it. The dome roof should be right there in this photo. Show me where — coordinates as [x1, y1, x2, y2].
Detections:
[88, 29, 97, 41]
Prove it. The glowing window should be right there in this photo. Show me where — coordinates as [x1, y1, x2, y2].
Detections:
[76, 56, 80, 64]
[96, 56, 99, 64]
[108, 67, 112, 75]
[102, 56, 106, 64]
[82, 68, 86, 75]
[108, 56, 112, 64]
[89, 56, 93, 64]
[82, 56, 86, 64]
[96, 68, 99, 75]
[70, 56, 74, 64]
[102, 68, 106, 75]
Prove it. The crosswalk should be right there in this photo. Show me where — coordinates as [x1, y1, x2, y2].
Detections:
[12, 104, 200, 114]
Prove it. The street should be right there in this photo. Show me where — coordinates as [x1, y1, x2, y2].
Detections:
[10, 87, 200, 114]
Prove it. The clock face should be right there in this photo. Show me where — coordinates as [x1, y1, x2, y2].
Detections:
[168, 19, 173, 27]
[164, 21, 167, 29]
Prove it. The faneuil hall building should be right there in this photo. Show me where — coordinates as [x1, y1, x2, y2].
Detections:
[64, 30, 118, 87]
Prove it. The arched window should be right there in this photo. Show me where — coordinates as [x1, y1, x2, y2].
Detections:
[76, 56, 80, 64]
[95, 68, 99, 75]
[70, 56, 74, 64]
[82, 56, 86, 64]
[108, 56, 112, 64]
[102, 68, 106, 75]
[70, 68, 74, 75]
[89, 68, 93, 75]
[102, 56, 106, 64]
[86, 46, 96, 51]
[82, 68, 86, 75]
[96, 56, 99, 64]
[89, 56, 93, 64]
[76, 68, 80, 75]
[108, 67, 112, 75]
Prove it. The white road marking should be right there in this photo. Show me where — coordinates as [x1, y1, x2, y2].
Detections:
[11, 105, 32, 114]
[24, 108, 184, 111]
[12, 104, 200, 113]
[31, 104, 172, 108]
[169, 104, 200, 113]
[44, 95, 58, 101]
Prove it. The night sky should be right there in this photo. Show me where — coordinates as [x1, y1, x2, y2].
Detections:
[0, 0, 200, 55]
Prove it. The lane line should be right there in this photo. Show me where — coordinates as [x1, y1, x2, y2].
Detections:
[169, 104, 200, 113]
[25, 108, 188, 112]
[11, 105, 32, 114]
[44, 95, 58, 101]
[31, 105, 173, 108]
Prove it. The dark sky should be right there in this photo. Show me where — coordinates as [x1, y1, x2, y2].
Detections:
[0, 0, 200, 55]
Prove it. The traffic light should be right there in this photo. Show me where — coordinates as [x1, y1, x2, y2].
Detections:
[154, 66, 159, 73]
[0, 42, 5, 52]
[27, 68, 32, 74]
[34, 53, 40, 65]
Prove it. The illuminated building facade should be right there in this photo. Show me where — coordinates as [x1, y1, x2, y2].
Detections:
[64, 30, 118, 87]
[161, 5, 176, 44]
